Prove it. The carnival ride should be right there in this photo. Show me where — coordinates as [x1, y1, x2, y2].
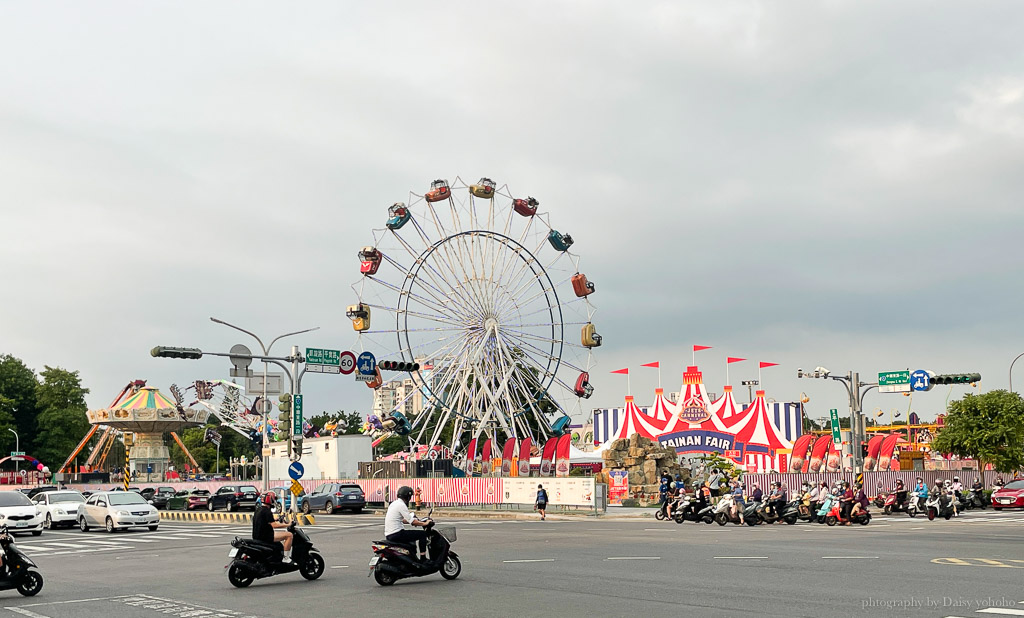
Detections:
[350, 177, 598, 458]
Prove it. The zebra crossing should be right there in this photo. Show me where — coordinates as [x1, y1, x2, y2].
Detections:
[10, 521, 377, 557]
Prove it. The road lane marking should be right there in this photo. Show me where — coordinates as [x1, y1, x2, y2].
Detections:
[503, 559, 555, 563]
[977, 609, 1024, 615]
[7, 608, 51, 617]
[821, 556, 879, 559]
[714, 556, 768, 559]
[607, 557, 660, 560]
[330, 566, 349, 569]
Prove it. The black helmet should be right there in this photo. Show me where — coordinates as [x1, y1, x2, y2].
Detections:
[396, 486, 414, 503]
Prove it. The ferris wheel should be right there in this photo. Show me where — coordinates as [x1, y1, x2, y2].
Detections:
[349, 177, 600, 453]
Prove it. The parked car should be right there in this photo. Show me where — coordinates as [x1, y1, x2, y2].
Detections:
[25, 486, 58, 499]
[0, 490, 43, 535]
[33, 490, 86, 529]
[208, 485, 259, 512]
[78, 490, 159, 533]
[299, 483, 365, 514]
[166, 489, 211, 511]
[992, 479, 1024, 509]
[140, 486, 176, 509]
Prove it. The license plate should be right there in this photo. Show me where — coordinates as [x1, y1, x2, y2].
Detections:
[999, 498, 1011, 504]
[368, 556, 379, 566]
[228, 548, 238, 558]
[15, 522, 27, 528]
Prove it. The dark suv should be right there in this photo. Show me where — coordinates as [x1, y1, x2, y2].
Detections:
[208, 485, 260, 511]
[300, 483, 365, 514]
[141, 486, 176, 509]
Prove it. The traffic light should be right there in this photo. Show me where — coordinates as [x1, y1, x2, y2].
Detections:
[150, 346, 203, 359]
[278, 393, 292, 423]
[378, 360, 421, 372]
[931, 373, 982, 385]
[291, 436, 303, 461]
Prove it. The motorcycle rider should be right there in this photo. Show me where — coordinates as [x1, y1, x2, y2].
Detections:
[839, 481, 855, 525]
[253, 492, 293, 563]
[730, 480, 746, 525]
[385, 486, 431, 561]
[767, 482, 787, 521]
[893, 479, 908, 510]
[913, 477, 928, 509]
[659, 476, 671, 520]
[951, 476, 964, 507]
[971, 478, 984, 507]
[750, 483, 763, 504]
[851, 483, 869, 519]
[945, 479, 960, 517]
[807, 482, 820, 513]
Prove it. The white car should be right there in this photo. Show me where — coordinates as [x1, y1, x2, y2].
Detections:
[78, 491, 159, 533]
[33, 490, 86, 529]
[0, 491, 44, 536]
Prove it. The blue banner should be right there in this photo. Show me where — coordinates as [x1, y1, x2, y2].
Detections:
[658, 430, 736, 454]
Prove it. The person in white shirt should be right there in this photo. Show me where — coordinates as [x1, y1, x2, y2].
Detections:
[384, 486, 431, 560]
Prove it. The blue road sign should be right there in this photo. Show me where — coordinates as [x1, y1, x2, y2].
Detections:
[911, 369, 932, 392]
[357, 351, 377, 376]
[288, 461, 305, 480]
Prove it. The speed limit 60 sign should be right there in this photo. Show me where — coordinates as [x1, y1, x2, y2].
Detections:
[338, 351, 356, 375]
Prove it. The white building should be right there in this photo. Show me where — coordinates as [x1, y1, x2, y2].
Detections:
[267, 435, 371, 481]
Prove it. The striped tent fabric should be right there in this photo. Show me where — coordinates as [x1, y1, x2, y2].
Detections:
[769, 402, 804, 443]
[728, 391, 792, 473]
[593, 402, 655, 446]
[117, 387, 177, 410]
[648, 388, 673, 423]
[709, 385, 742, 421]
[661, 365, 731, 434]
[594, 396, 665, 451]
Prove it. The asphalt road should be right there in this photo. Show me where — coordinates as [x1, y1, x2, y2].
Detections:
[0, 509, 1022, 618]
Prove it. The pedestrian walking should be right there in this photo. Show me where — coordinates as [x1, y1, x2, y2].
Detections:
[535, 484, 549, 520]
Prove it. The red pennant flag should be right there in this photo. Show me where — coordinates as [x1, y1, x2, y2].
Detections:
[727, 357, 746, 363]
[610, 368, 629, 375]
[693, 345, 712, 352]
[759, 361, 779, 368]
[641, 362, 660, 368]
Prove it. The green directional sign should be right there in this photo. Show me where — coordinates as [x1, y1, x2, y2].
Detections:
[293, 394, 303, 435]
[878, 371, 910, 386]
[829, 409, 842, 445]
[306, 348, 340, 366]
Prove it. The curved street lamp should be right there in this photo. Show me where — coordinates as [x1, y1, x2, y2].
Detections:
[1010, 352, 1024, 393]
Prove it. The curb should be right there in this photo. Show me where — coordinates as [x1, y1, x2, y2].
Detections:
[158, 510, 316, 525]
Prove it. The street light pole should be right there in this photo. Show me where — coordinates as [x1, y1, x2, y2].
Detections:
[798, 369, 877, 472]
[7, 429, 18, 479]
[209, 318, 318, 492]
[1010, 352, 1024, 393]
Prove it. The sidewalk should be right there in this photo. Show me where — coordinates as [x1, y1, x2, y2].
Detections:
[364, 505, 656, 521]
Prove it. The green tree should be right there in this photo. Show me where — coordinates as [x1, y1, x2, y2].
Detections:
[0, 396, 18, 453]
[307, 410, 364, 435]
[33, 366, 91, 467]
[931, 390, 1024, 474]
[0, 355, 37, 447]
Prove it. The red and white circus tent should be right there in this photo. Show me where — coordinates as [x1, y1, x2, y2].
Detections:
[595, 396, 665, 452]
[648, 388, 674, 424]
[662, 366, 731, 434]
[726, 390, 793, 472]
[710, 385, 743, 421]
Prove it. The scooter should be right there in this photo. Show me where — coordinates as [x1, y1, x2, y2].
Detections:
[226, 519, 325, 587]
[816, 493, 838, 524]
[797, 492, 815, 521]
[0, 526, 43, 597]
[963, 488, 986, 510]
[825, 501, 871, 526]
[369, 509, 462, 586]
[872, 483, 886, 509]
[925, 494, 957, 521]
[673, 495, 705, 523]
[655, 496, 680, 521]
[713, 495, 744, 525]
[882, 491, 916, 516]
[743, 500, 762, 525]
[757, 499, 799, 525]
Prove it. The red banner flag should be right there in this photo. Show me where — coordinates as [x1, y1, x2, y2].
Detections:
[610, 368, 629, 374]
[759, 361, 779, 368]
[693, 345, 712, 351]
[727, 357, 746, 363]
[641, 362, 660, 368]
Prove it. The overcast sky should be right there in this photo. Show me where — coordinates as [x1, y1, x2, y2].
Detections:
[1, 2, 1022, 426]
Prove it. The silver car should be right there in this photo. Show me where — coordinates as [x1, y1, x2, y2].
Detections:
[78, 491, 159, 533]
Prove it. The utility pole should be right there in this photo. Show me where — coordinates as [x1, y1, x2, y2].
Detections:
[797, 368, 877, 472]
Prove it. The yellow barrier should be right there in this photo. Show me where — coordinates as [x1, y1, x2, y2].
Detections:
[158, 510, 315, 525]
